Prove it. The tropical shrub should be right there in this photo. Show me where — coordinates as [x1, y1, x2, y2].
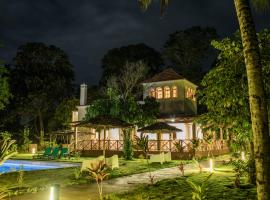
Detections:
[87, 160, 109, 200]
[231, 159, 248, 188]
[123, 129, 133, 160]
[186, 173, 213, 200]
[0, 132, 17, 165]
[18, 128, 32, 152]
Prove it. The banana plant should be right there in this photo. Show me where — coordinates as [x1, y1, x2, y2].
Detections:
[0, 138, 17, 166]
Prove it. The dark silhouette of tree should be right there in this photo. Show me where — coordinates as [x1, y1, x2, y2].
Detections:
[0, 61, 10, 111]
[100, 43, 163, 86]
[163, 26, 218, 84]
[10, 42, 74, 145]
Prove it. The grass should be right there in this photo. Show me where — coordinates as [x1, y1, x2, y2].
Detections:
[112, 165, 257, 200]
[1, 155, 184, 196]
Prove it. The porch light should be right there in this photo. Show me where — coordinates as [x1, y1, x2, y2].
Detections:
[241, 151, 246, 161]
[209, 159, 214, 173]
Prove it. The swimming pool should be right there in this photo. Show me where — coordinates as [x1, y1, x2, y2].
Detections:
[0, 160, 80, 173]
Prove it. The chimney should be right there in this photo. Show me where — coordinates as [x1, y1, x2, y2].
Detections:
[80, 83, 87, 106]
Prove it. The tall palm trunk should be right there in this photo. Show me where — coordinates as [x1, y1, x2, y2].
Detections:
[234, 0, 270, 199]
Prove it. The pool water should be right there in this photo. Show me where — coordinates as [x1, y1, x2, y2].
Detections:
[0, 160, 80, 173]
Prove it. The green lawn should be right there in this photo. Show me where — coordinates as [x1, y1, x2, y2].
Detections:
[112, 166, 257, 200]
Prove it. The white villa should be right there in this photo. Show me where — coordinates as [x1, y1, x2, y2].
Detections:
[71, 68, 228, 159]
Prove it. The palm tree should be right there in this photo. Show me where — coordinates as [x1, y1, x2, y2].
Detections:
[138, 0, 270, 199]
[0, 138, 17, 166]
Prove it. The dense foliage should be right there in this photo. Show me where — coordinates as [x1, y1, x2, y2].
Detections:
[100, 43, 163, 85]
[86, 61, 160, 127]
[198, 29, 270, 149]
[8, 42, 75, 144]
[0, 60, 10, 111]
[163, 26, 218, 84]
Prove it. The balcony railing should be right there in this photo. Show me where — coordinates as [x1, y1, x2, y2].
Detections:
[76, 139, 228, 152]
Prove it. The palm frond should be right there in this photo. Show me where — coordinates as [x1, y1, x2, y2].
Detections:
[138, 0, 152, 11]
[160, 0, 170, 15]
[138, 0, 170, 15]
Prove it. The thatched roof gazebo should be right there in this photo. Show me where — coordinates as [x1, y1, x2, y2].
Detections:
[74, 115, 133, 156]
[76, 115, 133, 129]
[138, 122, 182, 151]
[138, 122, 182, 133]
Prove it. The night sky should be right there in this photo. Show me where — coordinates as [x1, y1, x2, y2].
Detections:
[0, 0, 269, 85]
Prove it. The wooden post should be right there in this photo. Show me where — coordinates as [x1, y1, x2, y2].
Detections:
[103, 126, 106, 157]
[98, 130, 101, 150]
[157, 132, 161, 152]
[169, 132, 172, 151]
[192, 123, 196, 139]
[75, 127, 78, 150]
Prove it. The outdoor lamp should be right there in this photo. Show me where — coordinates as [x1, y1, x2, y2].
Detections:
[31, 148, 36, 154]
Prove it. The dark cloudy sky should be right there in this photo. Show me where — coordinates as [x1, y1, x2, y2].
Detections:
[0, 1, 269, 85]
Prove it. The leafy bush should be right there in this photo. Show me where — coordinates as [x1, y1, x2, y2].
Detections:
[123, 129, 133, 160]
[231, 159, 248, 188]
[178, 162, 185, 176]
[18, 128, 32, 152]
[17, 165, 24, 189]
[186, 173, 213, 200]
[74, 167, 81, 180]
[88, 160, 109, 200]
[192, 158, 203, 173]
[0, 132, 17, 165]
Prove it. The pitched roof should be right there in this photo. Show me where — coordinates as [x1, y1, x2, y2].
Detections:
[75, 115, 133, 129]
[137, 122, 182, 133]
[142, 68, 185, 83]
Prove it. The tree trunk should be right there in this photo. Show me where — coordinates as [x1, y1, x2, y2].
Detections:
[248, 141, 256, 185]
[38, 110, 45, 146]
[234, 0, 270, 199]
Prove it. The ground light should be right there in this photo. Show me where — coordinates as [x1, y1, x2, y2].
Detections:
[209, 158, 214, 173]
[241, 151, 246, 161]
[31, 148, 36, 154]
[49, 184, 60, 200]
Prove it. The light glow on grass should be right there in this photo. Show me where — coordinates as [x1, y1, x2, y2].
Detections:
[31, 148, 36, 154]
[209, 159, 214, 173]
[49, 186, 54, 200]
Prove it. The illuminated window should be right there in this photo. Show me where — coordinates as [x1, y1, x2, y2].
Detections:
[186, 87, 196, 101]
[164, 86, 171, 98]
[172, 86, 178, 98]
[156, 87, 163, 99]
[149, 88, 156, 98]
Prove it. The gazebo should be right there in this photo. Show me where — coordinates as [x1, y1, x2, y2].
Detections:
[138, 122, 182, 151]
[74, 115, 133, 156]
[49, 129, 75, 145]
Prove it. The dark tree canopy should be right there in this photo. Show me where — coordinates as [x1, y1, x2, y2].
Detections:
[0, 62, 10, 111]
[11, 42, 74, 101]
[198, 30, 270, 133]
[163, 26, 218, 84]
[9, 42, 75, 143]
[100, 43, 164, 85]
